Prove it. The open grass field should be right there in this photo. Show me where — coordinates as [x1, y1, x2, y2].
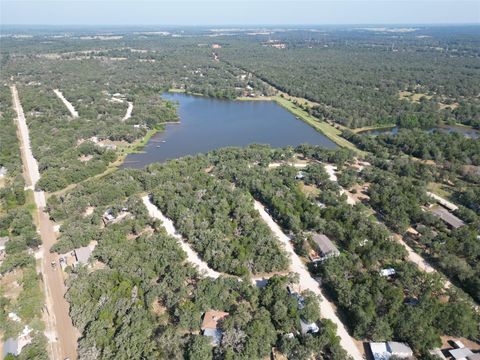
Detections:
[273, 96, 366, 155]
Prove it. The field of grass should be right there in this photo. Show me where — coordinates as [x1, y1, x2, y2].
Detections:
[273, 96, 366, 155]
[427, 182, 454, 199]
[352, 124, 396, 134]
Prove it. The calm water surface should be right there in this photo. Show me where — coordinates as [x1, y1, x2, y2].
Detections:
[122, 93, 337, 168]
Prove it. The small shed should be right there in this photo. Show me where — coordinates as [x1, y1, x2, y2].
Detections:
[300, 318, 319, 335]
[380, 268, 396, 277]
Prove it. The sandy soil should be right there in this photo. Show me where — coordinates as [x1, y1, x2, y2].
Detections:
[324, 164, 356, 205]
[253, 200, 364, 360]
[142, 196, 221, 279]
[12, 85, 79, 359]
[122, 101, 133, 121]
[53, 89, 79, 118]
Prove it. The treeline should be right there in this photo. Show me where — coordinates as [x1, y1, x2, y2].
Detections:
[0, 84, 48, 358]
[345, 129, 480, 166]
[219, 38, 480, 128]
[147, 161, 289, 275]
[0, 85, 26, 208]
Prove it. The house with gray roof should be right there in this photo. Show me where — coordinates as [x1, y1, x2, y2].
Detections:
[430, 206, 465, 229]
[310, 234, 340, 262]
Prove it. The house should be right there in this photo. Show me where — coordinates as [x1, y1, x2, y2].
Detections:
[429, 206, 465, 229]
[201, 310, 229, 346]
[74, 246, 92, 265]
[300, 318, 319, 335]
[380, 268, 396, 277]
[449, 348, 474, 360]
[310, 234, 340, 262]
[369, 341, 414, 360]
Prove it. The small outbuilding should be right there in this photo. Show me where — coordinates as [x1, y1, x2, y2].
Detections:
[300, 318, 319, 335]
[380, 268, 396, 277]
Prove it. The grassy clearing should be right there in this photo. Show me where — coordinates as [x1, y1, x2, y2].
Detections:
[427, 182, 454, 199]
[236, 96, 273, 101]
[352, 124, 396, 134]
[273, 96, 366, 155]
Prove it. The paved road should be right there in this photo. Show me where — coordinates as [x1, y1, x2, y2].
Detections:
[142, 195, 221, 279]
[254, 200, 364, 360]
[53, 89, 79, 118]
[12, 85, 79, 360]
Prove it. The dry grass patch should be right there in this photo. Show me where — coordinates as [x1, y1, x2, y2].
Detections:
[0, 269, 23, 301]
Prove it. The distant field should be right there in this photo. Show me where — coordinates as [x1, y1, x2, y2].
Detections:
[273, 96, 365, 155]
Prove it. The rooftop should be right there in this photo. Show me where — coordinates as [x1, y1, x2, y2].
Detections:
[311, 234, 339, 257]
[75, 246, 93, 264]
[201, 310, 229, 330]
[430, 206, 465, 229]
[450, 348, 474, 360]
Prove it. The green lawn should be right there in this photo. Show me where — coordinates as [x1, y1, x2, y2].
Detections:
[273, 96, 366, 155]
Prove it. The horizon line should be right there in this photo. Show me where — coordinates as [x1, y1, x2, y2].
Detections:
[2, 22, 479, 27]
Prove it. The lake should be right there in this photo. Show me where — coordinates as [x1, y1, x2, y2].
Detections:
[122, 93, 337, 168]
[360, 125, 479, 138]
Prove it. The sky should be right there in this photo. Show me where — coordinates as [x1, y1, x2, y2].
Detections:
[1, 0, 479, 26]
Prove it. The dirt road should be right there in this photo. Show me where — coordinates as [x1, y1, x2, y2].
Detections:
[12, 85, 79, 360]
[142, 196, 221, 279]
[254, 200, 364, 360]
[324, 164, 356, 205]
[122, 101, 133, 121]
[53, 89, 79, 118]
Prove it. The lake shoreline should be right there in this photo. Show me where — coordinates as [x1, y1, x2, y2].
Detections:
[122, 92, 338, 168]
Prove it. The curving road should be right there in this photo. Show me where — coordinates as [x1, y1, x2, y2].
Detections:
[12, 85, 79, 360]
